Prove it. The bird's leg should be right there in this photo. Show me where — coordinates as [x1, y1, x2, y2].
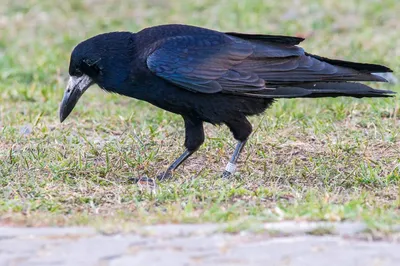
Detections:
[156, 116, 204, 181]
[157, 149, 194, 180]
[221, 140, 247, 178]
[222, 117, 252, 178]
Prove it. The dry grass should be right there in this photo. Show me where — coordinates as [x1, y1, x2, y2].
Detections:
[0, 0, 399, 231]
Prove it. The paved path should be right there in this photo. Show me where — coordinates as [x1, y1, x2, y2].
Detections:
[0, 222, 399, 266]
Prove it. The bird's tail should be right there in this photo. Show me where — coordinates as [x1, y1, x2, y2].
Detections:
[240, 81, 395, 99]
[239, 56, 395, 99]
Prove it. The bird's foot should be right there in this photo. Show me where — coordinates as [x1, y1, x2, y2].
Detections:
[221, 170, 232, 179]
[221, 162, 236, 179]
[156, 170, 173, 181]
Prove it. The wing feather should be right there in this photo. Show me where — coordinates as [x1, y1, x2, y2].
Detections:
[146, 28, 386, 95]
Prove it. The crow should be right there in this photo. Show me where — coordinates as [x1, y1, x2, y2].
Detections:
[59, 24, 394, 181]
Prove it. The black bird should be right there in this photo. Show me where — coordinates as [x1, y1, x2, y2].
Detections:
[59, 24, 394, 180]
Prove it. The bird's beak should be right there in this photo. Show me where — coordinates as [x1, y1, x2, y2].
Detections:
[59, 74, 93, 122]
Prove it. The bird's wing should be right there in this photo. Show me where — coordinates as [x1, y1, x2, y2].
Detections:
[146, 31, 387, 95]
[224, 34, 387, 85]
[146, 33, 272, 93]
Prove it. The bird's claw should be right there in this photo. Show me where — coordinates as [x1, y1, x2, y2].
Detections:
[221, 170, 232, 179]
[156, 171, 173, 181]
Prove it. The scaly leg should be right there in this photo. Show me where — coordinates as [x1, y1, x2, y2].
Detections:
[221, 140, 247, 178]
[155, 116, 205, 181]
[222, 116, 252, 178]
[157, 149, 194, 180]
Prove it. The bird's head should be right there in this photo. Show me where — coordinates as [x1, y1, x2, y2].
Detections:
[59, 32, 134, 122]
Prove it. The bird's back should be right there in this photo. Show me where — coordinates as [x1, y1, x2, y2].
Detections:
[93, 24, 392, 125]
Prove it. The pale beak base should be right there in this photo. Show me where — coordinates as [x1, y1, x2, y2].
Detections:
[59, 75, 93, 122]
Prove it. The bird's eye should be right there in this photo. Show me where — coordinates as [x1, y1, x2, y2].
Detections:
[74, 69, 83, 77]
[82, 59, 101, 76]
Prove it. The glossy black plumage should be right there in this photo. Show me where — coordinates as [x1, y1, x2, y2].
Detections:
[61, 24, 394, 180]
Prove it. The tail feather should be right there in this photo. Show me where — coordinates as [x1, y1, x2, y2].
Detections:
[305, 53, 393, 73]
[237, 82, 396, 99]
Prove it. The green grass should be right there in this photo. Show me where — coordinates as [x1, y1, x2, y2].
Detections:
[0, 0, 399, 230]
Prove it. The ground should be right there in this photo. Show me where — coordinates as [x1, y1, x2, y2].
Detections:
[1, 222, 400, 265]
[0, 0, 399, 235]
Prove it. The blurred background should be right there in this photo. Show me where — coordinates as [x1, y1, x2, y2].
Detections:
[1, 0, 398, 111]
[1, 0, 398, 98]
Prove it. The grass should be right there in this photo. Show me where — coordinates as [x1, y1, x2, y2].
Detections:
[0, 0, 399, 231]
